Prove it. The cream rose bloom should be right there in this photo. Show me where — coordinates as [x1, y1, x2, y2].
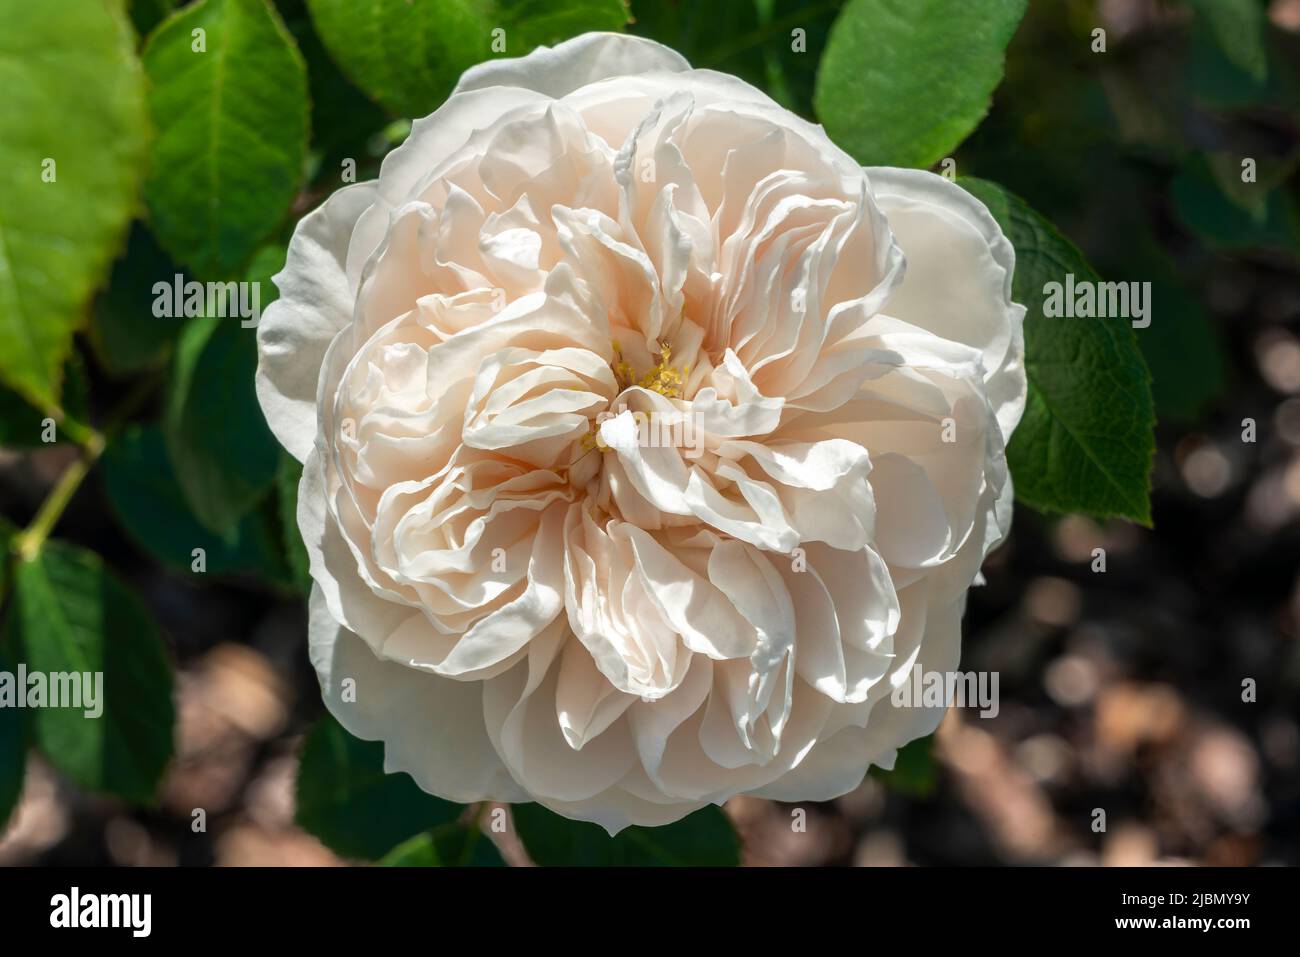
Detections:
[256, 33, 1025, 833]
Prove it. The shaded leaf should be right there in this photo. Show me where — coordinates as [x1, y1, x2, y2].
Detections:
[381, 824, 506, 867]
[1188, 0, 1267, 84]
[89, 223, 184, 376]
[164, 313, 280, 537]
[632, 0, 842, 117]
[130, 0, 176, 39]
[0, 521, 25, 831]
[513, 803, 739, 866]
[1136, 276, 1224, 425]
[1091, 234, 1226, 427]
[103, 425, 287, 578]
[0, 639, 25, 834]
[280, 0, 389, 167]
[870, 734, 936, 797]
[0, 353, 91, 450]
[295, 714, 464, 860]
[1172, 158, 1300, 257]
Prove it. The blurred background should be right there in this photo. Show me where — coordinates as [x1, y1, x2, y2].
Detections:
[1, 0, 1298, 866]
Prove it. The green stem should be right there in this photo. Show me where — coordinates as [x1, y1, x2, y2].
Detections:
[57, 414, 96, 449]
[13, 431, 104, 561]
[11, 372, 160, 562]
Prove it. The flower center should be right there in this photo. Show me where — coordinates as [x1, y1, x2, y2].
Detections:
[612, 340, 689, 399]
[579, 339, 691, 457]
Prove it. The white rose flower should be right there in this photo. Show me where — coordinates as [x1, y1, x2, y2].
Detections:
[257, 32, 1026, 833]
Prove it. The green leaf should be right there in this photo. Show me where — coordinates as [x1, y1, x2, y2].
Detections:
[164, 313, 280, 537]
[814, 0, 1027, 169]
[103, 425, 287, 578]
[142, 0, 308, 278]
[305, 0, 631, 119]
[89, 224, 184, 376]
[869, 734, 936, 796]
[962, 178, 1155, 524]
[295, 714, 465, 861]
[513, 803, 739, 866]
[381, 824, 506, 867]
[0, 0, 149, 410]
[7, 539, 175, 802]
[276, 453, 312, 593]
[0, 640, 26, 833]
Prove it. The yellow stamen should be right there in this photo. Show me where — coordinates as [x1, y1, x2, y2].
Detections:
[634, 341, 685, 399]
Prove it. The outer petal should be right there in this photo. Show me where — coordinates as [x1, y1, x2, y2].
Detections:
[747, 726, 874, 803]
[452, 32, 691, 99]
[536, 784, 711, 836]
[256, 181, 378, 462]
[356, 86, 552, 279]
[867, 166, 1027, 442]
[450, 34, 852, 182]
[308, 585, 526, 803]
[857, 592, 966, 768]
